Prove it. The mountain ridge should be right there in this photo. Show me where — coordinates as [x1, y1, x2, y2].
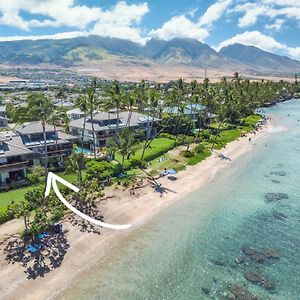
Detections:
[0, 36, 299, 75]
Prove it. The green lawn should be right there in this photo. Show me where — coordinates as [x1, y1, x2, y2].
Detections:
[244, 114, 262, 126]
[187, 150, 211, 166]
[0, 172, 78, 216]
[115, 138, 175, 168]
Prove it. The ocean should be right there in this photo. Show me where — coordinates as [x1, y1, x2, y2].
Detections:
[59, 99, 300, 300]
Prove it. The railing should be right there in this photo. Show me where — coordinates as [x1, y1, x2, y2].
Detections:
[0, 161, 29, 171]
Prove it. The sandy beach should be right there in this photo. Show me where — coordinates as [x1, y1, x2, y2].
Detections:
[0, 121, 274, 300]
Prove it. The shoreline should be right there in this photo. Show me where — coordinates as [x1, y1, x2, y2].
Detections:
[0, 119, 275, 300]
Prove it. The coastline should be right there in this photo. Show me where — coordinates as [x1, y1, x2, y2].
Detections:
[0, 119, 275, 300]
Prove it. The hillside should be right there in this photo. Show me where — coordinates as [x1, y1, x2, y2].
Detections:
[220, 43, 300, 73]
[0, 36, 299, 76]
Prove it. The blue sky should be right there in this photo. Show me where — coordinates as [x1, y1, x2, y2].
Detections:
[0, 0, 299, 59]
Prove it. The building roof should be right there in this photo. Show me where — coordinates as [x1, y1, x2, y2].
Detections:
[69, 111, 159, 132]
[0, 131, 33, 158]
[67, 108, 85, 115]
[163, 103, 206, 115]
[0, 122, 76, 157]
[67, 108, 97, 116]
[15, 121, 56, 135]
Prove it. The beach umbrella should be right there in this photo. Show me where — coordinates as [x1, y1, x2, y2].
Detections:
[167, 169, 177, 175]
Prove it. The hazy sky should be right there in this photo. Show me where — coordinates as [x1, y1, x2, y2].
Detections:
[0, 0, 299, 59]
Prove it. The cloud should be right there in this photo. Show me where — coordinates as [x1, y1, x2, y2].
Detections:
[198, 0, 233, 28]
[0, 0, 101, 30]
[91, 1, 149, 44]
[265, 19, 284, 31]
[149, 0, 232, 42]
[0, 0, 149, 43]
[231, 0, 300, 28]
[0, 31, 89, 42]
[216, 30, 300, 60]
[149, 15, 209, 41]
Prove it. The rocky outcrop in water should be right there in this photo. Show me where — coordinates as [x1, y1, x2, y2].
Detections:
[241, 246, 280, 263]
[272, 211, 288, 220]
[210, 259, 227, 266]
[271, 179, 280, 184]
[244, 270, 275, 290]
[228, 284, 258, 300]
[201, 287, 210, 295]
[270, 171, 287, 177]
[265, 192, 289, 202]
[235, 256, 246, 264]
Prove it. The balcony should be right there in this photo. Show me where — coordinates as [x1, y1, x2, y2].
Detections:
[0, 161, 29, 172]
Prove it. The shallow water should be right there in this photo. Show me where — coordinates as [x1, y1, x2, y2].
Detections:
[60, 99, 300, 300]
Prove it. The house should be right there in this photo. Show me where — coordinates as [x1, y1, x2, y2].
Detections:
[163, 104, 206, 122]
[67, 108, 86, 120]
[0, 106, 6, 118]
[69, 111, 160, 150]
[162, 103, 216, 126]
[0, 116, 8, 128]
[0, 122, 76, 188]
[0, 131, 34, 187]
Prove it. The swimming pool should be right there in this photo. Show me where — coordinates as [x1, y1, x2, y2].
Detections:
[74, 147, 93, 155]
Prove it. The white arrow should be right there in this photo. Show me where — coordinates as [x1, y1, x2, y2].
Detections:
[45, 172, 131, 230]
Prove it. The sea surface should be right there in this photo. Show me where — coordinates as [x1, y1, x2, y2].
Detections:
[60, 99, 300, 300]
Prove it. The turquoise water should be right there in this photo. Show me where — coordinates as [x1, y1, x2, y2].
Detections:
[74, 147, 93, 155]
[60, 100, 300, 300]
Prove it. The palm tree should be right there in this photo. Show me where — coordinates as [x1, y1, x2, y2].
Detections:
[75, 94, 89, 149]
[140, 88, 160, 162]
[109, 127, 136, 174]
[137, 80, 146, 113]
[109, 80, 123, 131]
[65, 146, 86, 187]
[126, 90, 137, 127]
[48, 108, 68, 166]
[55, 86, 66, 107]
[86, 79, 99, 159]
[13, 93, 56, 181]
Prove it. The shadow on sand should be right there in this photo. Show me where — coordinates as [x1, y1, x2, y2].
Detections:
[150, 181, 177, 198]
[66, 200, 104, 235]
[2, 231, 69, 280]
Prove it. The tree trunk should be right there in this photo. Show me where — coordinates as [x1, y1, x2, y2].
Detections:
[140, 110, 155, 162]
[116, 104, 120, 132]
[121, 155, 125, 174]
[24, 215, 28, 232]
[54, 124, 59, 165]
[78, 170, 82, 187]
[81, 113, 86, 149]
[42, 122, 48, 183]
[90, 111, 97, 159]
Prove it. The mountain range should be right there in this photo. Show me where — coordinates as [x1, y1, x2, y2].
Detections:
[0, 35, 299, 76]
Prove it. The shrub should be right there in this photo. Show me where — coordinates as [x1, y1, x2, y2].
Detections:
[161, 114, 195, 135]
[188, 150, 211, 166]
[26, 166, 45, 185]
[85, 160, 120, 181]
[201, 130, 211, 140]
[194, 144, 205, 154]
[0, 210, 13, 225]
[181, 150, 195, 158]
[159, 133, 177, 140]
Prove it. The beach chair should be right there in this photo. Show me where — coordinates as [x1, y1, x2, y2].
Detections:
[26, 243, 42, 254]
